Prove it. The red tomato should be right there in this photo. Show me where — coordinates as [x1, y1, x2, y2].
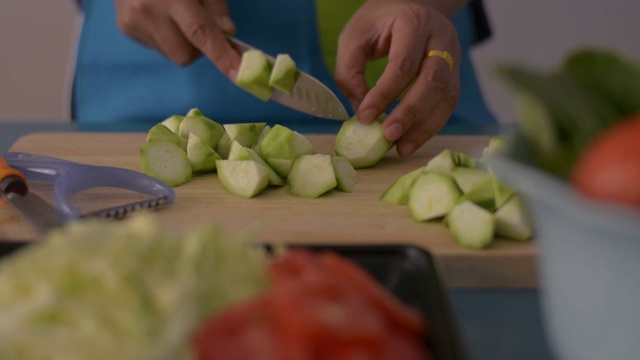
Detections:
[193, 249, 432, 360]
[193, 297, 281, 360]
[571, 114, 640, 209]
[318, 251, 427, 336]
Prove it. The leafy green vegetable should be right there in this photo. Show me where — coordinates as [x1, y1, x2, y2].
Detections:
[0, 214, 270, 360]
[496, 48, 640, 178]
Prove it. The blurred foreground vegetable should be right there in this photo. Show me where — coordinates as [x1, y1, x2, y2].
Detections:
[194, 249, 432, 360]
[0, 214, 270, 360]
[497, 48, 640, 179]
[571, 114, 640, 208]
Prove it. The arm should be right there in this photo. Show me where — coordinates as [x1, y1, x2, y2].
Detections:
[336, 0, 470, 157]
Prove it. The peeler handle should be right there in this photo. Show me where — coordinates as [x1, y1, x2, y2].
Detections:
[2, 152, 73, 182]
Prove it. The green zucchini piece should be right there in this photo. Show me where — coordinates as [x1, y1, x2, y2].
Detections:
[140, 140, 192, 187]
[265, 157, 294, 178]
[258, 125, 315, 160]
[236, 50, 273, 101]
[146, 123, 186, 150]
[494, 195, 533, 241]
[223, 122, 267, 148]
[160, 115, 183, 134]
[331, 156, 357, 193]
[216, 132, 233, 160]
[425, 149, 456, 175]
[288, 154, 337, 198]
[408, 171, 462, 222]
[446, 200, 495, 250]
[215, 160, 270, 198]
[269, 53, 298, 93]
[334, 114, 393, 169]
[228, 141, 285, 186]
[186, 133, 221, 173]
[178, 114, 225, 149]
[380, 167, 425, 205]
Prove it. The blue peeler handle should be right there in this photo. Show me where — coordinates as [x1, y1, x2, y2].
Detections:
[2, 152, 175, 219]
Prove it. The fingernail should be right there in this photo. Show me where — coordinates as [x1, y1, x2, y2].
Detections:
[217, 16, 236, 35]
[399, 142, 417, 156]
[360, 109, 377, 123]
[384, 122, 403, 141]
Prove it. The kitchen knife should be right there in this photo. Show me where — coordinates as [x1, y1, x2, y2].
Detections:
[228, 37, 350, 121]
[0, 155, 66, 234]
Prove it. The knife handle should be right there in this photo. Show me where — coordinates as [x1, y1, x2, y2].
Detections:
[0, 156, 28, 202]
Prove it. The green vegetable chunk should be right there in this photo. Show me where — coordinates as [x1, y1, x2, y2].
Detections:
[178, 114, 225, 150]
[446, 200, 496, 250]
[146, 123, 186, 150]
[258, 124, 315, 160]
[269, 53, 298, 93]
[288, 154, 337, 198]
[494, 195, 533, 241]
[160, 115, 183, 134]
[236, 50, 273, 101]
[186, 133, 222, 173]
[216, 159, 270, 198]
[408, 171, 462, 222]
[334, 114, 393, 169]
[380, 167, 425, 205]
[228, 141, 285, 186]
[331, 156, 357, 192]
[425, 149, 456, 175]
[140, 140, 192, 187]
[223, 122, 267, 148]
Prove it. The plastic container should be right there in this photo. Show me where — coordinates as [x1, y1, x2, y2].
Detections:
[490, 150, 640, 360]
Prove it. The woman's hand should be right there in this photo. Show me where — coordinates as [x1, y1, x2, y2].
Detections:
[336, 0, 464, 156]
[115, 0, 242, 79]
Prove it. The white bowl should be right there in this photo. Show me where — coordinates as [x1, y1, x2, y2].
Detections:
[490, 151, 640, 360]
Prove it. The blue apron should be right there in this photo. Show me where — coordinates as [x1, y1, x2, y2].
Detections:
[73, 0, 495, 128]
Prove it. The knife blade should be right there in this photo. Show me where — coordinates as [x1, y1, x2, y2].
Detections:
[0, 155, 66, 234]
[228, 37, 350, 121]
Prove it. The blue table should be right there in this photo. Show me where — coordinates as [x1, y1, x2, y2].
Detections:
[0, 121, 556, 360]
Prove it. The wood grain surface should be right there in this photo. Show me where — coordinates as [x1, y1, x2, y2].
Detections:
[1, 132, 538, 288]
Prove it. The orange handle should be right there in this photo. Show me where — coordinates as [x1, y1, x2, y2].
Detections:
[0, 155, 26, 183]
[0, 155, 27, 204]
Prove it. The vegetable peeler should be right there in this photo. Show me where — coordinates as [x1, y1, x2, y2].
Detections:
[0, 152, 175, 234]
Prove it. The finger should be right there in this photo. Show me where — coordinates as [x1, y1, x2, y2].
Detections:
[390, 55, 460, 156]
[170, 1, 242, 79]
[356, 19, 428, 125]
[335, 30, 371, 116]
[382, 23, 460, 145]
[201, 0, 236, 34]
[153, 19, 201, 66]
[115, 0, 159, 50]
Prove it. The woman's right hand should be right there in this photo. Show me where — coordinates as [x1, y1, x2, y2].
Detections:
[115, 0, 242, 80]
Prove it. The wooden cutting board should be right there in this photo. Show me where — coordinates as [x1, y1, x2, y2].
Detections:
[0, 132, 537, 289]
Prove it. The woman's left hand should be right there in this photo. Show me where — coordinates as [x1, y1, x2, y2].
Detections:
[335, 0, 463, 156]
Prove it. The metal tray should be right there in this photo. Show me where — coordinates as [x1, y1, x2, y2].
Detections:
[0, 242, 465, 360]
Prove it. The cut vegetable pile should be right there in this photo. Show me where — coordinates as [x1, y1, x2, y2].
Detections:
[381, 139, 533, 250]
[140, 109, 396, 199]
[140, 108, 360, 198]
